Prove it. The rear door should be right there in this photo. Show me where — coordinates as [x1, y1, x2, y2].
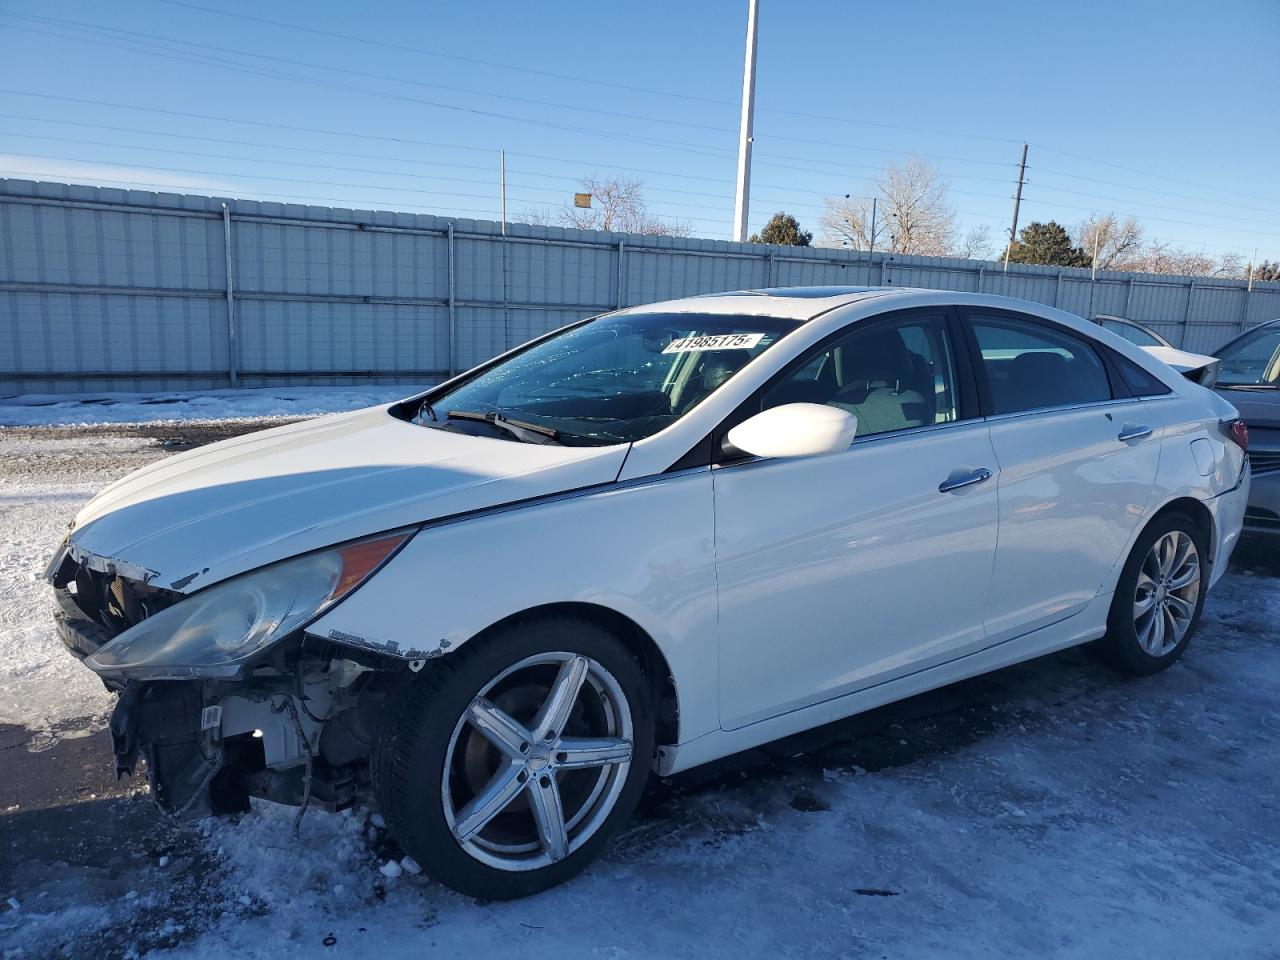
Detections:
[963, 309, 1161, 643]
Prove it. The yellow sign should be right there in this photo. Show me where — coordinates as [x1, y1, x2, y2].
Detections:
[573, 193, 592, 209]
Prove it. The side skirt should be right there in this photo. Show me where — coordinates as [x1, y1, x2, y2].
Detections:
[656, 591, 1112, 776]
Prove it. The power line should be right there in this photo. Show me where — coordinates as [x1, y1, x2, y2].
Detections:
[1029, 165, 1280, 217]
[157, 0, 739, 108]
[2, 16, 1027, 177]
[154, 0, 1030, 149]
[0, 134, 839, 214]
[0, 12, 742, 140]
[13, 6, 1272, 222]
[1024, 180, 1280, 232]
[0, 108, 919, 202]
[1033, 143, 1280, 210]
[0, 27, 740, 161]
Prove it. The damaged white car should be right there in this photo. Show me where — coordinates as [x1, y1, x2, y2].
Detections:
[49, 287, 1250, 899]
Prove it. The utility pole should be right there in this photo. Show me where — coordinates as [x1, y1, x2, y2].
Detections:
[1091, 226, 1100, 281]
[500, 148, 507, 236]
[868, 197, 877, 257]
[732, 0, 759, 243]
[1249, 246, 1258, 292]
[1003, 142, 1028, 271]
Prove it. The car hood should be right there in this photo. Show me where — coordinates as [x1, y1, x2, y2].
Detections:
[1214, 388, 1280, 429]
[66, 406, 629, 593]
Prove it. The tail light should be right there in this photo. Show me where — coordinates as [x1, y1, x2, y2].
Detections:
[1222, 418, 1249, 452]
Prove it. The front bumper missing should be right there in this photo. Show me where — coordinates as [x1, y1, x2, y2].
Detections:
[111, 682, 234, 818]
[106, 672, 371, 819]
[53, 585, 113, 664]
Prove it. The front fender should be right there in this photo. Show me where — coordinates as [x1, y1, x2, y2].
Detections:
[306, 469, 720, 743]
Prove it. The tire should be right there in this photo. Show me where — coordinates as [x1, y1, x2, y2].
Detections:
[371, 615, 654, 900]
[1095, 511, 1208, 676]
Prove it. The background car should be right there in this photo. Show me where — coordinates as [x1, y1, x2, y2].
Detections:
[1212, 317, 1280, 537]
[1092, 314, 1221, 386]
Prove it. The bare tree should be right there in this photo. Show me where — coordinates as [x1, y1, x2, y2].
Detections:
[523, 175, 690, 236]
[954, 225, 994, 260]
[877, 157, 955, 255]
[820, 156, 954, 255]
[1125, 241, 1242, 278]
[1075, 214, 1143, 270]
[518, 207, 557, 227]
[819, 194, 884, 251]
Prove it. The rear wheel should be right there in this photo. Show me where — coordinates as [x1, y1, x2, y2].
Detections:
[372, 616, 653, 899]
[1097, 512, 1207, 675]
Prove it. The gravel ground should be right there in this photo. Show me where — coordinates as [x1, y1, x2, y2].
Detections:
[2, 420, 1278, 960]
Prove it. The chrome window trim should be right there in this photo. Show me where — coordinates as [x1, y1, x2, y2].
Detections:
[982, 394, 1145, 425]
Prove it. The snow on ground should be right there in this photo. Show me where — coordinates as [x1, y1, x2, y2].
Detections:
[0, 386, 419, 428]
[168, 569, 1280, 959]
[0, 434, 167, 741]
[7, 562, 1279, 959]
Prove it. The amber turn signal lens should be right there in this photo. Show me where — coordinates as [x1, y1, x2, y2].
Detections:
[333, 532, 412, 601]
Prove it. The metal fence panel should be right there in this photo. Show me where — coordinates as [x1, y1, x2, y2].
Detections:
[3, 177, 1280, 396]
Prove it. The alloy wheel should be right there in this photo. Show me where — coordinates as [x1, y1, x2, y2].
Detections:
[1133, 530, 1201, 657]
[441, 652, 633, 872]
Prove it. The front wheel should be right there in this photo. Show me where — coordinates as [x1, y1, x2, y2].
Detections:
[372, 617, 654, 899]
[1096, 512, 1208, 676]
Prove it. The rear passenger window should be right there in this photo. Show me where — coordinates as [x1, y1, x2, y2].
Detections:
[762, 313, 959, 439]
[1111, 351, 1172, 397]
[970, 315, 1113, 415]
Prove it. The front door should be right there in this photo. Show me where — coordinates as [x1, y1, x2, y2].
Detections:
[713, 310, 1000, 730]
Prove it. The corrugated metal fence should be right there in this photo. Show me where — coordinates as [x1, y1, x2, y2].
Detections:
[3, 177, 1278, 396]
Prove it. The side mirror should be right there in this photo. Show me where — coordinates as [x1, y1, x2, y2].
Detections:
[726, 403, 857, 459]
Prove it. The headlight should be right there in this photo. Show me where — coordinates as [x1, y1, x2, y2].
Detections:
[85, 530, 413, 680]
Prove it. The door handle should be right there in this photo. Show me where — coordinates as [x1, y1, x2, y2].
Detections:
[938, 467, 992, 493]
[1117, 423, 1153, 443]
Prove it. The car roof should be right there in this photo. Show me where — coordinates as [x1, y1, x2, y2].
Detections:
[612, 286, 915, 321]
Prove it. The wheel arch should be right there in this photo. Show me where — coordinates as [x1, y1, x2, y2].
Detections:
[1100, 494, 1215, 598]
[1148, 495, 1214, 552]
[469, 601, 681, 751]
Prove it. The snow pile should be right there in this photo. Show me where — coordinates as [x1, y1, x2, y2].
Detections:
[0, 435, 166, 739]
[0, 385, 421, 428]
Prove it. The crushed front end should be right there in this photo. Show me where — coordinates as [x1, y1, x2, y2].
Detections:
[47, 532, 414, 820]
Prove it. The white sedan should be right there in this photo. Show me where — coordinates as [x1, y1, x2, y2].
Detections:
[48, 287, 1250, 898]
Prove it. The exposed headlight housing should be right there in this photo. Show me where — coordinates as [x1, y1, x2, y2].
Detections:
[85, 530, 413, 680]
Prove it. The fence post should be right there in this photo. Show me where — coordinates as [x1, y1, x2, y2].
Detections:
[1236, 284, 1251, 333]
[765, 251, 775, 287]
[616, 240, 625, 309]
[1124, 277, 1135, 317]
[1054, 272, 1062, 307]
[447, 222, 457, 376]
[221, 203, 237, 387]
[977, 265, 984, 293]
[1180, 279, 1196, 348]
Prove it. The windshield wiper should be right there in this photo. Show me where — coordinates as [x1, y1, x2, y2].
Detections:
[446, 409, 561, 444]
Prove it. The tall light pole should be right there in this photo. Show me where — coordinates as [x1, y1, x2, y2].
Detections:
[732, 0, 759, 243]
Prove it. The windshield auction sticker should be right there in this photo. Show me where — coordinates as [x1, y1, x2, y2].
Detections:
[663, 333, 765, 354]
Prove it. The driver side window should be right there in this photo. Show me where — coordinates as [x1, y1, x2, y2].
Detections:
[762, 313, 959, 439]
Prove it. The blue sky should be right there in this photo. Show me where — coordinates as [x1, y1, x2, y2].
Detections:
[1, 0, 1277, 260]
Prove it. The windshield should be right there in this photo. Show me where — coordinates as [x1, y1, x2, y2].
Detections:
[1216, 324, 1280, 387]
[1101, 318, 1167, 348]
[419, 311, 799, 445]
